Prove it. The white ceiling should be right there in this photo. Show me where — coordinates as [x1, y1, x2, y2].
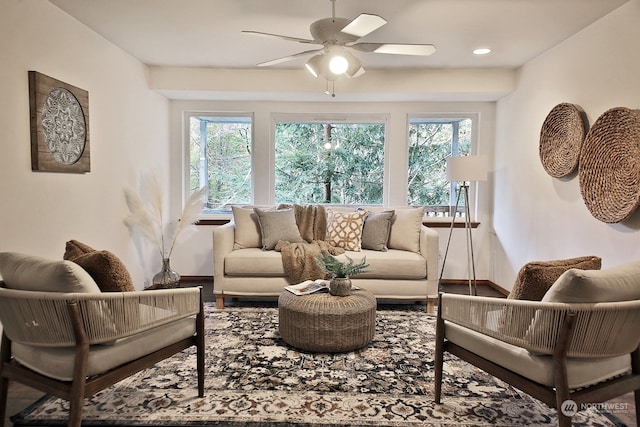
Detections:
[49, 0, 627, 71]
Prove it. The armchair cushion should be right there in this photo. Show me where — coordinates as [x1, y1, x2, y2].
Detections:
[543, 259, 640, 303]
[445, 321, 630, 389]
[0, 252, 100, 293]
[12, 316, 196, 381]
[508, 256, 601, 301]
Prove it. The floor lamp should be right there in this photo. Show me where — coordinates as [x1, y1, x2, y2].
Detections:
[439, 155, 488, 296]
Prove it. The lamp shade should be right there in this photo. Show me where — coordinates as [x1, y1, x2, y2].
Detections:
[446, 155, 488, 182]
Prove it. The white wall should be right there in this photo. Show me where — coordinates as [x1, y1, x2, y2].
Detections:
[0, 0, 170, 288]
[168, 100, 496, 281]
[493, 0, 640, 289]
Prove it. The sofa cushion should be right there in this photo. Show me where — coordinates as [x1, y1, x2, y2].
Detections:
[388, 207, 425, 253]
[224, 248, 427, 280]
[326, 209, 368, 251]
[543, 260, 640, 303]
[254, 208, 304, 250]
[231, 205, 263, 249]
[360, 210, 394, 251]
[508, 256, 601, 301]
[0, 252, 100, 293]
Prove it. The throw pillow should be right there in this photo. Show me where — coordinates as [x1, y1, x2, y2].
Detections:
[325, 209, 368, 251]
[359, 209, 394, 251]
[63, 240, 136, 292]
[508, 256, 601, 301]
[0, 252, 101, 293]
[387, 207, 425, 253]
[231, 205, 263, 249]
[64, 239, 96, 260]
[71, 250, 136, 292]
[543, 259, 640, 303]
[254, 207, 304, 250]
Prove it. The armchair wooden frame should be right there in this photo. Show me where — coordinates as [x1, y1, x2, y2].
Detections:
[0, 286, 205, 427]
[434, 293, 640, 427]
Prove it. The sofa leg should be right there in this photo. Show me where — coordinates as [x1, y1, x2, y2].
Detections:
[215, 295, 225, 309]
[426, 299, 435, 314]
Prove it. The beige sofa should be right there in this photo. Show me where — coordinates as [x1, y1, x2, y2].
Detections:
[213, 205, 440, 312]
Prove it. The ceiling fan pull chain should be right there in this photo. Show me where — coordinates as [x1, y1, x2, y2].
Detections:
[331, 0, 336, 21]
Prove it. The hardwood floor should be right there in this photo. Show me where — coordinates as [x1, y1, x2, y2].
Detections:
[2, 281, 637, 426]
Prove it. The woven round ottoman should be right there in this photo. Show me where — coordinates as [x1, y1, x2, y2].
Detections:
[278, 289, 377, 353]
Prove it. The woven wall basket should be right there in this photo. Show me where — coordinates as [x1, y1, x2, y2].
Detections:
[539, 103, 587, 178]
[579, 107, 640, 223]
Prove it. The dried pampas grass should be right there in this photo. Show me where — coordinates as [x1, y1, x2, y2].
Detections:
[124, 174, 207, 258]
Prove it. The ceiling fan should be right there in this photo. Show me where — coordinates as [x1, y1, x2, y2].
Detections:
[242, 0, 436, 82]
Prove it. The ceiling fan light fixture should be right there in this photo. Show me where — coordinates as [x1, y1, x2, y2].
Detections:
[305, 54, 323, 78]
[329, 54, 349, 75]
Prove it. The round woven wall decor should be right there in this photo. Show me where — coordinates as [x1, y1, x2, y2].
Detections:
[539, 103, 587, 178]
[579, 107, 640, 223]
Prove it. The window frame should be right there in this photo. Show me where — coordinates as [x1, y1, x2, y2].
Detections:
[183, 111, 254, 219]
[270, 112, 390, 206]
[407, 112, 480, 220]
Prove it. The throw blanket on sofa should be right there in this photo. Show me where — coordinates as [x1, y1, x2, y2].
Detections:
[275, 240, 345, 283]
[275, 204, 344, 283]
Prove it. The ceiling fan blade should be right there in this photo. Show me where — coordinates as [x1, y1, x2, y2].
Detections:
[242, 30, 316, 44]
[351, 43, 437, 56]
[256, 48, 323, 67]
[340, 13, 387, 38]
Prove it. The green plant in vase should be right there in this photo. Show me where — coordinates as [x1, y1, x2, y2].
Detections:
[316, 252, 370, 296]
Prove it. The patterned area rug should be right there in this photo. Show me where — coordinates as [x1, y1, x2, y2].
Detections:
[13, 305, 623, 426]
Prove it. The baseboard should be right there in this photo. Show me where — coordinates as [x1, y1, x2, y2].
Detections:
[439, 279, 509, 296]
[183, 276, 510, 296]
[180, 275, 213, 282]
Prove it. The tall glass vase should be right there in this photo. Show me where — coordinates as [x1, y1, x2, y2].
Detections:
[152, 258, 180, 289]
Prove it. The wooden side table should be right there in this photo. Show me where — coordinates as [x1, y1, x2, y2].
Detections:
[278, 289, 377, 353]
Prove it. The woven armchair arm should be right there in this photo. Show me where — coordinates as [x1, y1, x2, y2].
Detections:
[0, 287, 202, 346]
[439, 293, 640, 357]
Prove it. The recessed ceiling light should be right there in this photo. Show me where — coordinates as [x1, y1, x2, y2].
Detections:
[473, 48, 492, 55]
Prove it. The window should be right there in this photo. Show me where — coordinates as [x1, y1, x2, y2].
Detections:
[187, 113, 252, 214]
[274, 119, 385, 205]
[407, 117, 472, 215]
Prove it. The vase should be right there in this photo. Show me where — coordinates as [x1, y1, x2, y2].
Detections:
[329, 277, 352, 297]
[152, 258, 181, 289]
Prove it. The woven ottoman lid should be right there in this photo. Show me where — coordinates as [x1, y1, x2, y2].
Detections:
[579, 107, 640, 223]
[539, 103, 587, 178]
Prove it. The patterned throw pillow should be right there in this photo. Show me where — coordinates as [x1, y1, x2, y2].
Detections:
[325, 209, 368, 251]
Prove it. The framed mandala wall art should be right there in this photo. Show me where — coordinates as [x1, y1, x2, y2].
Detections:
[28, 71, 90, 173]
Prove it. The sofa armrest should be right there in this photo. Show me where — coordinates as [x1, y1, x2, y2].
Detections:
[213, 222, 235, 279]
[419, 224, 439, 284]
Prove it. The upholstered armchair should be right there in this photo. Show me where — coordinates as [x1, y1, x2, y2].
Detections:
[434, 261, 640, 426]
[0, 286, 205, 427]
